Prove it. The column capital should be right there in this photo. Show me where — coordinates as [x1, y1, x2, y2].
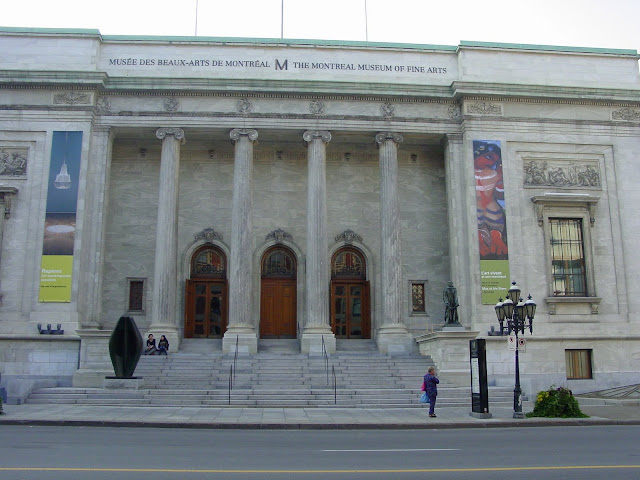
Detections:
[91, 125, 114, 136]
[303, 130, 331, 144]
[442, 133, 464, 148]
[156, 128, 186, 144]
[230, 128, 258, 143]
[375, 132, 403, 146]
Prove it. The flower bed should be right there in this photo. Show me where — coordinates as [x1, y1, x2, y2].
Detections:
[526, 386, 589, 418]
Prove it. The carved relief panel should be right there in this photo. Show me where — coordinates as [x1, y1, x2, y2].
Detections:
[523, 159, 601, 189]
[0, 148, 28, 176]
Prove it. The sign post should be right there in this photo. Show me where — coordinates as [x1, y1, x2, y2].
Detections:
[469, 338, 492, 418]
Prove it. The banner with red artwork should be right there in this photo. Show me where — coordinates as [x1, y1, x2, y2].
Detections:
[474, 140, 510, 304]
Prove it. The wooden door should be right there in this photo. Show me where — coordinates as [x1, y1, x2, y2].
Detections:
[260, 279, 297, 338]
[330, 281, 370, 338]
[184, 280, 228, 338]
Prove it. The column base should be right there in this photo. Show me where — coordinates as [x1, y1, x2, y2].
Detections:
[223, 327, 257, 355]
[147, 325, 181, 352]
[301, 327, 335, 355]
[73, 369, 113, 388]
[74, 329, 113, 387]
[376, 324, 414, 355]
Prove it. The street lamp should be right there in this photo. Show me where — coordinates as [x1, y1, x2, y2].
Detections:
[494, 281, 536, 419]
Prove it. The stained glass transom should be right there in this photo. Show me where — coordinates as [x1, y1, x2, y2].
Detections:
[332, 248, 366, 279]
[192, 247, 226, 278]
[262, 248, 296, 278]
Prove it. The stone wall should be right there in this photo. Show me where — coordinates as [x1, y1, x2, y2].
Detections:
[0, 338, 79, 404]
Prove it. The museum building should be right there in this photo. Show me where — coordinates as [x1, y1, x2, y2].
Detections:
[0, 27, 639, 403]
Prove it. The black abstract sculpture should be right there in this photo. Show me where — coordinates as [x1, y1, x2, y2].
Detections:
[108, 316, 143, 378]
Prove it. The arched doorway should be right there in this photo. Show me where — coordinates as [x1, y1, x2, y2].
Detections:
[184, 245, 228, 338]
[260, 246, 297, 338]
[330, 247, 370, 338]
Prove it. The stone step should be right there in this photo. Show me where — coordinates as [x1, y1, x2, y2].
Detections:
[27, 387, 516, 408]
[32, 386, 507, 395]
[27, 349, 448, 408]
[26, 397, 525, 408]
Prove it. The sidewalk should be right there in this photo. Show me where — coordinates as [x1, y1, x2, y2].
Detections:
[1, 400, 638, 429]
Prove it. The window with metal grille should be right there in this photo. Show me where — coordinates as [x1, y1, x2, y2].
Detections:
[565, 349, 593, 379]
[128, 279, 144, 311]
[411, 282, 426, 313]
[550, 218, 587, 296]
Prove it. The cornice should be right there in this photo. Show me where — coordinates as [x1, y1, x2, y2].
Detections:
[453, 81, 640, 104]
[4, 74, 640, 109]
[2, 104, 639, 130]
[461, 115, 640, 128]
[0, 70, 108, 87]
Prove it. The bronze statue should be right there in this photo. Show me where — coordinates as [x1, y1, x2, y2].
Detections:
[443, 281, 460, 325]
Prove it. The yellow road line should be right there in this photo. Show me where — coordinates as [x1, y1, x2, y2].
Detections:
[1, 465, 639, 473]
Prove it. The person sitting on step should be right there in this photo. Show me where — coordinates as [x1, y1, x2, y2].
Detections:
[157, 335, 169, 355]
[144, 334, 157, 355]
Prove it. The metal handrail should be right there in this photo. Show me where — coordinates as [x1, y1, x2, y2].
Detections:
[321, 335, 329, 385]
[233, 335, 239, 383]
[332, 365, 337, 405]
[227, 336, 240, 405]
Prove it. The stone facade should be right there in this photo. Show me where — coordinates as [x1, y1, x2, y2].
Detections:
[0, 28, 639, 402]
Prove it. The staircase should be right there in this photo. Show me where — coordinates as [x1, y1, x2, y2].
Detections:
[26, 340, 515, 408]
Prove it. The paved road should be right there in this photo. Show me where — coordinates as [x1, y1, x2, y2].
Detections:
[1, 425, 638, 479]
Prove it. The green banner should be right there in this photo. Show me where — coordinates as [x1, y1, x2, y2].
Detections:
[39, 255, 74, 302]
[480, 260, 510, 304]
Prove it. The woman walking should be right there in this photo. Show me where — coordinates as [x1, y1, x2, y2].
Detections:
[424, 366, 439, 418]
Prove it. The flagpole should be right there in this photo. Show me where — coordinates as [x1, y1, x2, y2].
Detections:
[364, 0, 368, 41]
[195, 0, 199, 36]
[281, 0, 284, 39]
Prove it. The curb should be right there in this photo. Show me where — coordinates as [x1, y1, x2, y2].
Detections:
[1, 418, 639, 429]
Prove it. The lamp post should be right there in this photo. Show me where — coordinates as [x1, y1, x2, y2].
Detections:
[494, 281, 536, 419]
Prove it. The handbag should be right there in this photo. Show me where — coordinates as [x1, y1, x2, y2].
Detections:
[419, 392, 430, 404]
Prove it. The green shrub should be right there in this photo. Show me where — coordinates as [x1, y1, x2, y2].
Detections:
[526, 386, 588, 418]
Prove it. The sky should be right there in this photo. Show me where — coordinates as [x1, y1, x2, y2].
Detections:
[2, 0, 640, 51]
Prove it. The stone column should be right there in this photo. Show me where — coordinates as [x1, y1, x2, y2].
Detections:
[375, 132, 412, 355]
[301, 130, 335, 355]
[73, 126, 115, 387]
[77, 126, 114, 328]
[223, 128, 259, 355]
[148, 128, 185, 351]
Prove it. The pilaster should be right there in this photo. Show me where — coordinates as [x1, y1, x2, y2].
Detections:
[443, 133, 472, 326]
